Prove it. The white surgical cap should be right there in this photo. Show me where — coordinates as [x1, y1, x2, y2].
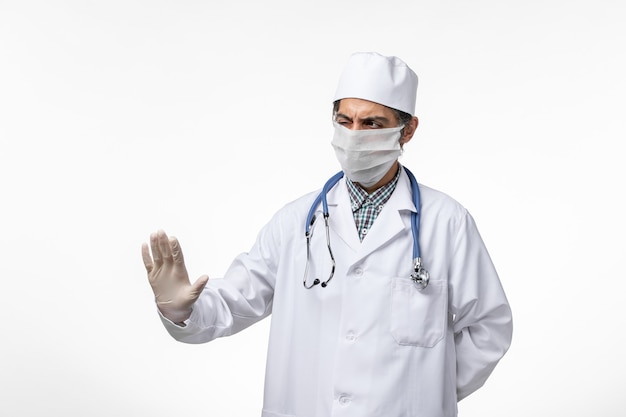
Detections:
[333, 52, 418, 116]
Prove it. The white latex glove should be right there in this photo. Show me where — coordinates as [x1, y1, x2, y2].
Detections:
[141, 230, 209, 324]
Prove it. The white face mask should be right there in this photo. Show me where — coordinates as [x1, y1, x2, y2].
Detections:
[331, 121, 404, 188]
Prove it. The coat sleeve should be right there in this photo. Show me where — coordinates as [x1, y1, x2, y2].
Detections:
[448, 210, 513, 401]
[158, 211, 282, 344]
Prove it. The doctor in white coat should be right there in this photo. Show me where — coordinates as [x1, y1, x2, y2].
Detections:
[142, 52, 513, 417]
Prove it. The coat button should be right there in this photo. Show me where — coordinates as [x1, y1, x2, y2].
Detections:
[338, 395, 351, 405]
[346, 332, 356, 341]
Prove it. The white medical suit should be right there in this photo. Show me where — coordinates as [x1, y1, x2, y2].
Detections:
[160, 167, 513, 417]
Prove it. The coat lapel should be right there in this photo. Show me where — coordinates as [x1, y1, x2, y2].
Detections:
[357, 169, 416, 263]
[324, 168, 417, 264]
[325, 177, 361, 253]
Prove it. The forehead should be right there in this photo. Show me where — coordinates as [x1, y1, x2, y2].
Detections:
[336, 98, 397, 120]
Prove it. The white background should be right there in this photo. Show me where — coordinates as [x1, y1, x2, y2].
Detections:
[1, 1, 624, 416]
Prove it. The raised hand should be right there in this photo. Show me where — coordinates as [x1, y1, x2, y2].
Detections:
[141, 230, 209, 324]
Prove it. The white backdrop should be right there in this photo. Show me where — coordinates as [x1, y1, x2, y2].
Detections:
[1, 1, 624, 416]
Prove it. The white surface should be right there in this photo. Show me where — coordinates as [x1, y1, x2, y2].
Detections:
[1, 1, 624, 415]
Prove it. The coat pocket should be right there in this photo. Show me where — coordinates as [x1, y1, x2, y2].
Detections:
[390, 277, 447, 347]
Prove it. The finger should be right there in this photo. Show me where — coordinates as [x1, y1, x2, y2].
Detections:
[188, 275, 209, 300]
[169, 236, 185, 265]
[157, 230, 173, 261]
[141, 242, 154, 273]
[150, 232, 162, 265]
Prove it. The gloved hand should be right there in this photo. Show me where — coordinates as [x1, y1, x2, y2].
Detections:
[141, 230, 209, 324]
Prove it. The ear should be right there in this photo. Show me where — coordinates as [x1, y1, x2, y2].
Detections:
[400, 116, 419, 146]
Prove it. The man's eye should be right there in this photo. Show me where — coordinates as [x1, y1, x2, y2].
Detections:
[365, 121, 382, 128]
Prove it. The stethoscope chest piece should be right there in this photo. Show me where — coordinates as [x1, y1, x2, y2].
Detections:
[411, 257, 430, 290]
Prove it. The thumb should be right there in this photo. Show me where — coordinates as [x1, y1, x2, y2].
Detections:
[188, 274, 209, 299]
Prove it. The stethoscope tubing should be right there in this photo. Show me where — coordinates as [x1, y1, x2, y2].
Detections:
[304, 166, 429, 289]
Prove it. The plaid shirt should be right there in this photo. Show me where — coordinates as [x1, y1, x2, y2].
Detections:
[346, 167, 401, 242]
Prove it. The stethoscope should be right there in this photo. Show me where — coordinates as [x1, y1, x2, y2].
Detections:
[303, 166, 430, 290]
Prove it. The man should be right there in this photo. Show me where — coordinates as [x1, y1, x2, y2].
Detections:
[142, 52, 512, 417]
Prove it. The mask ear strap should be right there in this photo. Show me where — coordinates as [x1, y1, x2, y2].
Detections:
[398, 123, 407, 147]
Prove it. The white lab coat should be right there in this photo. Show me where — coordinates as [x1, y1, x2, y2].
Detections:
[160, 167, 513, 417]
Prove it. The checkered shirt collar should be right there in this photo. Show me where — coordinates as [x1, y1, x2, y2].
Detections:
[346, 166, 401, 212]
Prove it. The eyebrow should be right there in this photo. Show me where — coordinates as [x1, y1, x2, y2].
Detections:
[335, 113, 392, 124]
